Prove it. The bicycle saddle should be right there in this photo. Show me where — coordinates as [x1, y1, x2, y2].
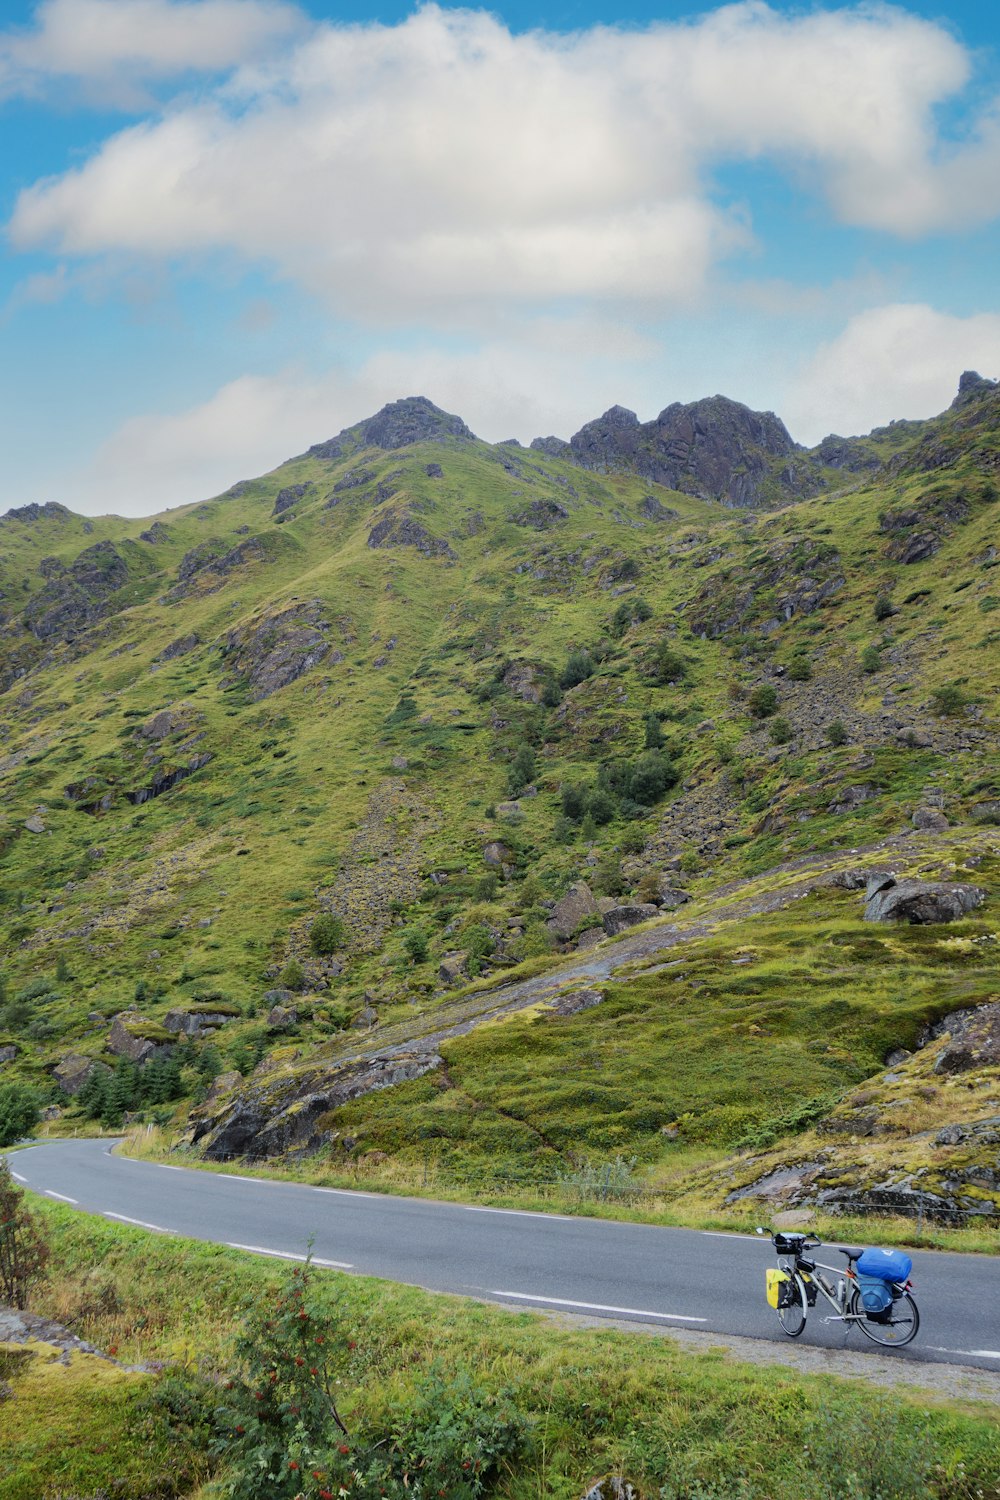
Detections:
[836, 1245, 864, 1261]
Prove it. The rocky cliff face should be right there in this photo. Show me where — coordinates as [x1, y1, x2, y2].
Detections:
[540, 395, 817, 508]
[306, 396, 475, 462]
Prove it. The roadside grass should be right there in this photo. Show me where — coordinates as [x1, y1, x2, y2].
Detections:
[16, 1204, 1000, 1500]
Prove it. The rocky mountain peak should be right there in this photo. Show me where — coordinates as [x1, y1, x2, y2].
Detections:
[0, 500, 71, 524]
[306, 396, 475, 461]
[953, 370, 998, 407]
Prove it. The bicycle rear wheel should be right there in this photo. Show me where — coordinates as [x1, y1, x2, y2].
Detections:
[776, 1273, 807, 1337]
[851, 1289, 919, 1347]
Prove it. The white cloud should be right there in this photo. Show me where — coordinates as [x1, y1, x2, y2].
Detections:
[0, 0, 306, 103]
[68, 319, 664, 514]
[784, 303, 1000, 442]
[9, 2, 1000, 323]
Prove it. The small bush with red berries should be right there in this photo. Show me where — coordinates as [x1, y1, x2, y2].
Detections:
[204, 1259, 530, 1500]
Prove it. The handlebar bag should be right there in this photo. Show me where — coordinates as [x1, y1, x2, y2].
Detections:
[856, 1248, 912, 1283]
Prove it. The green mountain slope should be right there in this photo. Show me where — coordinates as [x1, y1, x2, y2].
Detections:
[1, 384, 998, 1229]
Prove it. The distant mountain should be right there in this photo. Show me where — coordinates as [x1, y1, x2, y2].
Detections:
[1, 376, 998, 1228]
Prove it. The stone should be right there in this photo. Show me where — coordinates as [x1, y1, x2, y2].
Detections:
[575, 927, 605, 951]
[495, 801, 521, 818]
[482, 840, 513, 868]
[52, 1053, 110, 1095]
[205, 1070, 242, 1103]
[546, 881, 601, 940]
[602, 902, 659, 936]
[367, 510, 456, 558]
[262, 988, 294, 1007]
[163, 1007, 233, 1037]
[582, 1476, 640, 1500]
[971, 799, 1000, 824]
[643, 876, 690, 909]
[267, 1005, 298, 1029]
[351, 1006, 378, 1029]
[771, 1208, 816, 1230]
[827, 784, 877, 815]
[884, 1048, 911, 1068]
[221, 599, 330, 700]
[107, 1013, 170, 1065]
[547, 988, 604, 1017]
[864, 878, 984, 924]
[932, 1001, 1000, 1074]
[501, 661, 545, 703]
[438, 952, 468, 985]
[510, 499, 569, 529]
[936, 1124, 966, 1146]
[0, 1045, 17, 1065]
[137, 707, 188, 741]
[425, 462, 444, 478]
[911, 806, 950, 831]
[391, 755, 409, 770]
[24, 813, 45, 833]
[272, 482, 312, 515]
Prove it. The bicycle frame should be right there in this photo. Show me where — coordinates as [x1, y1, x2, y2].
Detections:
[778, 1251, 868, 1324]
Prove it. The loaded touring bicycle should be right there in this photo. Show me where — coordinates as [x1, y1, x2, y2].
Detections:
[759, 1228, 919, 1346]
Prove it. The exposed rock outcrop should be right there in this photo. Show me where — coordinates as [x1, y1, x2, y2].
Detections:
[863, 877, 984, 924]
[23, 541, 131, 642]
[307, 397, 474, 461]
[546, 881, 600, 940]
[367, 509, 456, 558]
[219, 599, 331, 700]
[193, 1045, 444, 1159]
[273, 482, 312, 515]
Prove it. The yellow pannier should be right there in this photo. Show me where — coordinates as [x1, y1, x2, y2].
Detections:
[766, 1268, 790, 1309]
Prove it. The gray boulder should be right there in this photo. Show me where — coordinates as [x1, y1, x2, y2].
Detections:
[52, 1054, 110, 1095]
[438, 952, 468, 986]
[0, 1045, 17, 1066]
[482, 840, 513, 869]
[932, 1002, 1000, 1075]
[546, 881, 600, 940]
[864, 877, 984, 924]
[602, 902, 659, 936]
[547, 988, 604, 1017]
[267, 1005, 298, 1029]
[911, 806, 950, 831]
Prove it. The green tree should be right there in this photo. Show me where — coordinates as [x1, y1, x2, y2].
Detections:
[280, 958, 306, 991]
[561, 782, 587, 821]
[587, 789, 617, 825]
[506, 744, 536, 796]
[769, 716, 793, 745]
[55, 954, 70, 983]
[787, 655, 812, 681]
[827, 719, 849, 746]
[651, 644, 687, 684]
[0, 1084, 41, 1148]
[860, 644, 881, 674]
[747, 683, 779, 719]
[560, 649, 594, 689]
[874, 593, 895, 621]
[931, 682, 967, 716]
[628, 750, 677, 804]
[309, 912, 345, 956]
[643, 712, 665, 749]
[0, 1159, 49, 1308]
[402, 927, 429, 964]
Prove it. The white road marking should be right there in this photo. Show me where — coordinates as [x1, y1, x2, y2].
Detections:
[488, 1289, 707, 1322]
[221, 1174, 279, 1185]
[45, 1190, 77, 1203]
[463, 1206, 579, 1223]
[701, 1232, 761, 1242]
[226, 1242, 352, 1269]
[157, 1164, 185, 1172]
[12, 1171, 27, 1183]
[104, 1212, 173, 1233]
[927, 1346, 1000, 1360]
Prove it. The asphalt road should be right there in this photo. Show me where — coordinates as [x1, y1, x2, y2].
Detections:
[10, 1138, 1000, 1372]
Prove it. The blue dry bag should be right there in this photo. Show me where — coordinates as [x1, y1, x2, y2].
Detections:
[856, 1248, 912, 1283]
[856, 1274, 893, 1316]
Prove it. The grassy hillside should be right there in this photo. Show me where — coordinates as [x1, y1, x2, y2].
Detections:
[1, 384, 998, 1229]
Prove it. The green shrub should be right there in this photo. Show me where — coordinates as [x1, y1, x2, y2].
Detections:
[650, 644, 687, 684]
[610, 597, 652, 637]
[747, 683, 778, 719]
[930, 682, 968, 716]
[560, 649, 594, 689]
[786, 655, 812, 682]
[587, 789, 616, 825]
[561, 783, 587, 821]
[402, 928, 430, 964]
[860, 644, 881, 674]
[309, 913, 345, 956]
[0, 1084, 41, 1149]
[280, 959, 306, 991]
[826, 719, 848, 746]
[643, 712, 665, 749]
[874, 593, 895, 621]
[769, 717, 793, 745]
[0, 1159, 49, 1307]
[506, 744, 536, 796]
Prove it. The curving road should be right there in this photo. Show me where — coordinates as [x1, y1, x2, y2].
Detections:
[9, 1138, 1000, 1374]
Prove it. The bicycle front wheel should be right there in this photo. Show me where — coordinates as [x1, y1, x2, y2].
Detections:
[851, 1289, 919, 1347]
[776, 1273, 807, 1337]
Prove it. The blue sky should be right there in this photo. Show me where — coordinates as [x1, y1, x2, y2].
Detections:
[1, 0, 999, 516]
